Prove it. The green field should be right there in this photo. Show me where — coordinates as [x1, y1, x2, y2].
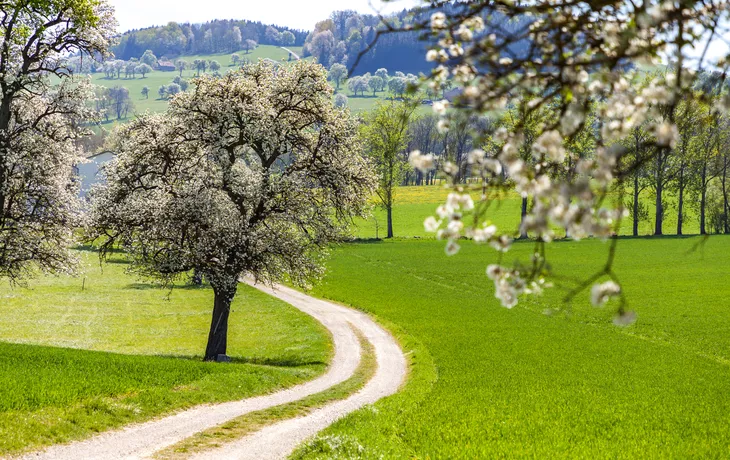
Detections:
[355, 185, 707, 239]
[0, 250, 330, 455]
[296, 236, 730, 458]
[89, 44, 402, 127]
[90, 45, 303, 123]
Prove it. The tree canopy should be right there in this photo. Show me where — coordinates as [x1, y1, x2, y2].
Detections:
[89, 60, 375, 360]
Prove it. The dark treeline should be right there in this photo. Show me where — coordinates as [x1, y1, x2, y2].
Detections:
[304, 7, 533, 75]
[111, 20, 307, 60]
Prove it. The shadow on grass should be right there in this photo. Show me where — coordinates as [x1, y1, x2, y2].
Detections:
[113, 352, 326, 368]
[1, 341, 326, 369]
[125, 283, 210, 291]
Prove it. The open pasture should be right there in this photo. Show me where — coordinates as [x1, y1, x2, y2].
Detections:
[354, 185, 707, 239]
[296, 236, 730, 458]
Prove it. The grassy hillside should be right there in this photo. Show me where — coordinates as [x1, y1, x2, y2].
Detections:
[89, 44, 417, 129]
[296, 236, 730, 458]
[0, 250, 329, 455]
[91, 45, 302, 124]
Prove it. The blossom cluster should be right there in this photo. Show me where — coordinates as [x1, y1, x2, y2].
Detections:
[406, 0, 730, 319]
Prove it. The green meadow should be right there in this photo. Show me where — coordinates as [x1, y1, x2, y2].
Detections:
[0, 251, 330, 456]
[355, 185, 707, 239]
[297, 236, 730, 458]
[89, 44, 399, 126]
[3, 184, 727, 458]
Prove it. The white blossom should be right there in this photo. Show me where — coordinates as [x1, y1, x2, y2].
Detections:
[532, 130, 567, 163]
[424, 216, 441, 233]
[591, 281, 622, 307]
[433, 100, 450, 115]
[445, 240, 461, 256]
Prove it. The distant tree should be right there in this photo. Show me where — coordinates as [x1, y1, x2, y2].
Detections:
[375, 68, 389, 82]
[176, 59, 187, 77]
[231, 54, 241, 67]
[309, 30, 336, 65]
[142, 86, 150, 99]
[136, 64, 153, 78]
[361, 100, 417, 238]
[265, 26, 281, 44]
[348, 76, 368, 97]
[280, 31, 296, 46]
[368, 76, 385, 96]
[194, 59, 207, 75]
[103, 62, 116, 79]
[140, 49, 158, 68]
[158, 86, 167, 99]
[388, 77, 406, 97]
[335, 93, 348, 108]
[243, 39, 258, 54]
[125, 61, 136, 79]
[166, 83, 182, 97]
[329, 63, 347, 90]
[209, 60, 221, 73]
[226, 26, 242, 52]
[89, 60, 374, 361]
[179, 79, 189, 91]
[107, 86, 133, 120]
[114, 60, 124, 79]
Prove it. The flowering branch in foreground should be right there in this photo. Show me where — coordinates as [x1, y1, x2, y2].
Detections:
[395, 0, 730, 323]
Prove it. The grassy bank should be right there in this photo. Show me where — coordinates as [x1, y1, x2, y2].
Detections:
[0, 251, 330, 456]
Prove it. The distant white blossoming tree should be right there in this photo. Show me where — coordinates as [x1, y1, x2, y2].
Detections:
[372, 0, 730, 323]
[89, 61, 375, 361]
[0, 0, 116, 283]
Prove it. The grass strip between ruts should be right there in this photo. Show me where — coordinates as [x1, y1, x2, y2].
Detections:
[153, 327, 378, 460]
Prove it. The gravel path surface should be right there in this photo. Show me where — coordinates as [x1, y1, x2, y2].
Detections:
[189, 283, 407, 460]
[16, 281, 405, 460]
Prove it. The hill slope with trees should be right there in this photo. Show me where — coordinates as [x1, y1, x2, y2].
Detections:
[111, 20, 306, 60]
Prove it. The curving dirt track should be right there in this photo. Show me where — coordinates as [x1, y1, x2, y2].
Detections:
[16, 280, 406, 460]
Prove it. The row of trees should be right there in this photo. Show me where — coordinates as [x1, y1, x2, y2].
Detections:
[363, 75, 730, 240]
[100, 60, 153, 79]
[112, 20, 302, 61]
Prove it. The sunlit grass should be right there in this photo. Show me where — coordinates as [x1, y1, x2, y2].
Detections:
[353, 185, 706, 239]
[298, 236, 730, 458]
[0, 250, 330, 456]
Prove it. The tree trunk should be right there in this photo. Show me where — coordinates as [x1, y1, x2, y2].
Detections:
[520, 197, 528, 239]
[700, 163, 708, 235]
[204, 276, 239, 361]
[386, 206, 394, 239]
[723, 158, 729, 234]
[676, 163, 684, 236]
[633, 174, 640, 237]
[191, 268, 203, 286]
[654, 154, 663, 236]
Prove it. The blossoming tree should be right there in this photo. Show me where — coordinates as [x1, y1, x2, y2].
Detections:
[389, 1, 730, 323]
[0, 0, 116, 282]
[89, 61, 375, 361]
